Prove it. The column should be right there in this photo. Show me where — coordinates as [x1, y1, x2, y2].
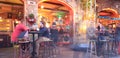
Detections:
[22, 0, 39, 26]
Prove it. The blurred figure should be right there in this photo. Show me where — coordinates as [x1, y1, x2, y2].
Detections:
[86, 22, 96, 40]
[97, 25, 100, 31]
[59, 26, 64, 35]
[50, 25, 59, 45]
[36, 21, 50, 56]
[96, 24, 105, 57]
[39, 22, 49, 38]
[115, 23, 120, 41]
[58, 26, 64, 43]
[114, 23, 120, 49]
[11, 20, 29, 43]
[116, 23, 120, 54]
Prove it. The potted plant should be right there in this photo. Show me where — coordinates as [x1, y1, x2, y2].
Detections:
[29, 13, 34, 19]
[26, 13, 36, 25]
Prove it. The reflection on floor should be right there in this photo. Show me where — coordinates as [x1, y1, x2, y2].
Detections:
[0, 46, 120, 58]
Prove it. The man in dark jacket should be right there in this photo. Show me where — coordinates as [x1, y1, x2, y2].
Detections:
[50, 25, 59, 44]
[36, 21, 50, 56]
[39, 22, 49, 38]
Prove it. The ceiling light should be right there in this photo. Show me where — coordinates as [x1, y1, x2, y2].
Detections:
[41, 6, 44, 9]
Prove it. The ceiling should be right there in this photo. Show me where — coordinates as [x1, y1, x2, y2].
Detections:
[38, 1, 69, 16]
[0, 0, 69, 17]
[0, 0, 23, 5]
[99, 8, 119, 18]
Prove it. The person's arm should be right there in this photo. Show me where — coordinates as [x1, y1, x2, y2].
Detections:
[39, 28, 46, 33]
[22, 24, 29, 31]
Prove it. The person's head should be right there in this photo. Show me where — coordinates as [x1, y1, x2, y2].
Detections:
[40, 21, 46, 28]
[19, 19, 25, 24]
[52, 25, 57, 29]
[97, 25, 100, 31]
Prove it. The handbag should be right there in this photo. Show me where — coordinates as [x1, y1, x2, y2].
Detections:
[17, 31, 27, 39]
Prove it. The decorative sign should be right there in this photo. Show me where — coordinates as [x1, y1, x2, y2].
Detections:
[98, 16, 120, 20]
[111, 18, 120, 20]
[98, 16, 110, 19]
[27, 1, 36, 5]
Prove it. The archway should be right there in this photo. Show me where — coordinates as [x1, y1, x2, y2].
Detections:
[38, 0, 74, 36]
[98, 8, 119, 27]
[99, 8, 119, 18]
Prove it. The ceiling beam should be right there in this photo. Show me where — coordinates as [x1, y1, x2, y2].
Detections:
[43, 1, 64, 6]
[0, 1, 23, 6]
[43, 7, 69, 13]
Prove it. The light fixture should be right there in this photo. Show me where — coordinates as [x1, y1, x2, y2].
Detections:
[41, 6, 44, 9]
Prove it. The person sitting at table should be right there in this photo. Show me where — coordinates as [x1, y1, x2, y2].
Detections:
[11, 19, 29, 43]
[39, 21, 50, 38]
[36, 21, 50, 56]
[50, 24, 59, 45]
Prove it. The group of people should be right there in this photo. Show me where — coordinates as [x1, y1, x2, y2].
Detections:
[90, 23, 120, 56]
[11, 19, 68, 56]
[11, 20, 65, 42]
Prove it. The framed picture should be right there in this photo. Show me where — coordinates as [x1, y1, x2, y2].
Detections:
[7, 12, 12, 19]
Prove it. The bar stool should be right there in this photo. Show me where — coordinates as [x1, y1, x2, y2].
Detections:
[99, 38, 110, 58]
[88, 39, 97, 58]
[37, 37, 58, 58]
[13, 39, 31, 58]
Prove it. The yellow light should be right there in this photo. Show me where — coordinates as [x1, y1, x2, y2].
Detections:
[46, 23, 50, 28]
[40, 0, 47, 2]
[41, 6, 44, 9]
[0, 19, 3, 22]
[103, 8, 118, 14]
[88, 14, 92, 18]
[79, 23, 87, 33]
[6, 20, 10, 22]
[6, 27, 10, 29]
[15, 21, 19, 23]
[6, 24, 10, 26]
[113, 24, 116, 28]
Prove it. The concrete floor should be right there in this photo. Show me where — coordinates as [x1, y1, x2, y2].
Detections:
[0, 47, 14, 58]
[0, 46, 120, 58]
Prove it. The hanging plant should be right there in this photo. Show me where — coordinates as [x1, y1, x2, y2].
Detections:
[26, 13, 36, 25]
[29, 14, 34, 19]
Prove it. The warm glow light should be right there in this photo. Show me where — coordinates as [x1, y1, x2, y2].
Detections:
[103, 8, 118, 14]
[82, 25, 87, 32]
[6, 20, 10, 22]
[0, 17, 1, 19]
[46, 23, 50, 28]
[40, 0, 47, 2]
[41, 6, 44, 9]
[88, 13, 92, 18]
[96, 4, 98, 7]
[79, 22, 87, 33]
[15, 20, 19, 24]
[6, 24, 10, 26]
[6, 27, 10, 29]
[0, 19, 3, 22]
[113, 24, 116, 28]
